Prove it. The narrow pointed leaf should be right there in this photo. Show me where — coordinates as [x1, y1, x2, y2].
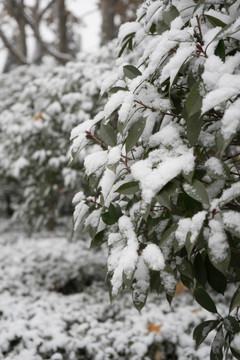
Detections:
[100, 124, 117, 147]
[194, 288, 218, 313]
[125, 117, 146, 154]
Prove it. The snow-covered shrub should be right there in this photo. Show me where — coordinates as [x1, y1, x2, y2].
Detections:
[71, 0, 240, 357]
[0, 44, 116, 229]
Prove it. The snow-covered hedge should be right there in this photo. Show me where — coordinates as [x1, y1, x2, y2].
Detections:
[71, 0, 240, 357]
[0, 222, 232, 360]
[0, 45, 116, 229]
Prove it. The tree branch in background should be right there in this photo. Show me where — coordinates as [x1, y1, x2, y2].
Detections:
[57, 0, 68, 57]
[38, 0, 55, 21]
[0, 26, 28, 65]
[15, 1, 73, 64]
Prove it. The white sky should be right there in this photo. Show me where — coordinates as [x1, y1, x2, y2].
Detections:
[0, 0, 101, 71]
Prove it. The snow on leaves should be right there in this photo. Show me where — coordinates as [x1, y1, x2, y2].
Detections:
[71, 0, 240, 345]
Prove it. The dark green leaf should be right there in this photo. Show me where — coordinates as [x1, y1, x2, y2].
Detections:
[90, 229, 107, 248]
[177, 259, 194, 281]
[183, 179, 210, 206]
[162, 5, 179, 26]
[109, 203, 122, 222]
[210, 327, 224, 360]
[224, 315, 240, 334]
[183, 169, 195, 184]
[158, 224, 177, 248]
[208, 246, 231, 276]
[194, 288, 218, 313]
[230, 345, 240, 360]
[115, 181, 140, 195]
[123, 65, 142, 79]
[215, 40, 225, 62]
[193, 320, 220, 348]
[125, 117, 146, 153]
[194, 253, 207, 287]
[185, 84, 202, 118]
[100, 124, 117, 147]
[132, 287, 148, 313]
[108, 86, 128, 95]
[230, 287, 240, 313]
[181, 274, 194, 289]
[205, 255, 227, 294]
[156, 20, 169, 34]
[186, 111, 203, 146]
[156, 191, 171, 210]
[160, 264, 177, 296]
[101, 211, 115, 225]
[205, 15, 226, 28]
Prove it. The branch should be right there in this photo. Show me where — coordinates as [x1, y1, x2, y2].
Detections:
[38, 0, 55, 21]
[0, 26, 28, 65]
[15, 2, 74, 64]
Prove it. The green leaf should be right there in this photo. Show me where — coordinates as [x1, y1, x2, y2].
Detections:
[230, 287, 240, 313]
[210, 327, 224, 360]
[194, 288, 218, 313]
[109, 203, 122, 222]
[230, 345, 240, 360]
[123, 65, 142, 79]
[115, 181, 140, 195]
[177, 259, 194, 281]
[108, 86, 128, 95]
[186, 111, 203, 146]
[100, 124, 117, 147]
[205, 15, 226, 28]
[186, 84, 202, 118]
[215, 40, 226, 62]
[205, 255, 227, 294]
[132, 287, 148, 313]
[194, 253, 207, 287]
[208, 246, 231, 276]
[158, 224, 177, 248]
[183, 179, 210, 206]
[101, 211, 115, 225]
[162, 5, 179, 26]
[183, 169, 195, 184]
[193, 320, 220, 348]
[212, 19, 240, 42]
[156, 182, 180, 210]
[156, 191, 171, 210]
[160, 264, 177, 296]
[156, 20, 170, 35]
[224, 315, 240, 334]
[125, 117, 146, 154]
[101, 203, 122, 225]
[90, 229, 107, 248]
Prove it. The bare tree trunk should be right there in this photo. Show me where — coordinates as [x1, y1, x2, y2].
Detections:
[100, 0, 118, 46]
[2, 0, 27, 72]
[57, 0, 68, 56]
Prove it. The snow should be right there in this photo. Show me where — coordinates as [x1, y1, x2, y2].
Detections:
[142, 244, 165, 271]
[222, 211, 240, 234]
[221, 98, 240, 139]
[131, 147, 194, 204]
[205, 157, 224, 176]
[0, 220, 224, 360]
[208, 220, 228, 263]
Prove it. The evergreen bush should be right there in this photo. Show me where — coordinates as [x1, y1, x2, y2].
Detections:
[71, 0, 240, 357]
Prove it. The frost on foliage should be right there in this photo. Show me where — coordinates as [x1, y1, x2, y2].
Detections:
[222, 211, 240, 235]
[175, 211, 206, 248]
[71, 0, 240, 315]
[142, 243, 164, 271]
[208, 220, 228, 264]
[0, 44, 116, 229]
[109, 216, 139, 296]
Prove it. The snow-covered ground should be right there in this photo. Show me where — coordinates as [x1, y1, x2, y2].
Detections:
[0, 219, 231, 360]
